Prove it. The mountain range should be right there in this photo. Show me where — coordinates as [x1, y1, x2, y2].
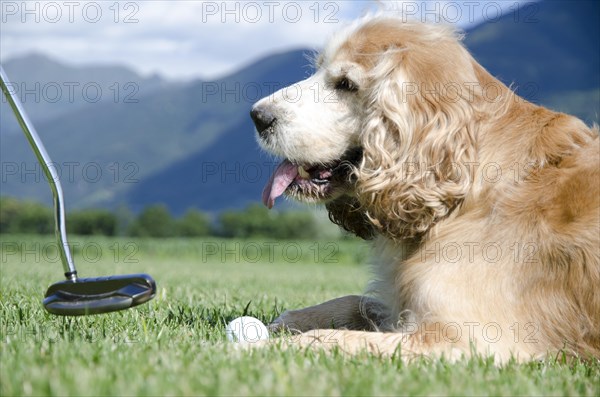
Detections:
[1, 0, 598, 215]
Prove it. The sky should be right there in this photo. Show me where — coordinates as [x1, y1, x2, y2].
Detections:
[1, 0, 534, 80]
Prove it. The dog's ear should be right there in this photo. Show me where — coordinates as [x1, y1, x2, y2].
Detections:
[355, 49, 481, 240]
[326, 196, 375, 240]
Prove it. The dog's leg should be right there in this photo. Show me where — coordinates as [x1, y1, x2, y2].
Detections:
[270, 327, 468, 361]
[269, 295, 390, 333]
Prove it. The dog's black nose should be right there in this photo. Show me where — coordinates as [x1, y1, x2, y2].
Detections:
[250, 106, 276, 136]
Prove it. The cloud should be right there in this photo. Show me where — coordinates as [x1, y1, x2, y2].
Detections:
[0, 1, 535, 80]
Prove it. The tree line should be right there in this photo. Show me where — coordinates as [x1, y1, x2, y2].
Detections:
[0, 196, 330, 239]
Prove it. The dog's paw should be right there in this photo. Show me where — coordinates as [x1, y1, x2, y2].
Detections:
[268, 310, 308, 334]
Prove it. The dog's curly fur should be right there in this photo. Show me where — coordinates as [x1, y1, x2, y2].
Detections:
[252, 16, 599, 362]
[326, 196, 376, 240]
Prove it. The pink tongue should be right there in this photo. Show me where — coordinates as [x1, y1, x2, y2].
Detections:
[262, 160, 298, 209]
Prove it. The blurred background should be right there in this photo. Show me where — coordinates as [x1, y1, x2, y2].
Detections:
[1, 0, 598, 239]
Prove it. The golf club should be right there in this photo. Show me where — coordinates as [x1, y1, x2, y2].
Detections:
[1, 65, 156, 315]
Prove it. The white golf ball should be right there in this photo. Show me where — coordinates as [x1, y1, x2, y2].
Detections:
[225, 316, 269, 344]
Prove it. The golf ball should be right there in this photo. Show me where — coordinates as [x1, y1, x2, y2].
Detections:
[225, 316, 269, 344]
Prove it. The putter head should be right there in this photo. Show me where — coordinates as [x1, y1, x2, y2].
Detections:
[43, 273, 156, 315]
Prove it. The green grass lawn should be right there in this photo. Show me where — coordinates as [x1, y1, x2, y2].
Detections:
[1, 235, 599, 396]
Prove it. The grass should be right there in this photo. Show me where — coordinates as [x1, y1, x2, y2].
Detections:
[1, 234, 599, 396]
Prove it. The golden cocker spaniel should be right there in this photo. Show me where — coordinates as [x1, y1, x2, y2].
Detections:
[250, 16, 599, 362]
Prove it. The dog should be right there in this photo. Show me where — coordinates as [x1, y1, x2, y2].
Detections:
[250, 15, 599, 362]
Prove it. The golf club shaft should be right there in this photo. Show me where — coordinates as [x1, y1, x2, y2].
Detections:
[0, 66, 78, 281]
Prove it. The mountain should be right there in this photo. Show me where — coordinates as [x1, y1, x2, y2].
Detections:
[1, 0, 598, 214]
[1, 53, 167, 133]
[123, 50, 313, 214]
[0, 49, 312, 211]
[464, 0, 599, 124]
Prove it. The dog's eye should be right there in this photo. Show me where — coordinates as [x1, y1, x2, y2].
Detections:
[334, 77, 358, 92]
